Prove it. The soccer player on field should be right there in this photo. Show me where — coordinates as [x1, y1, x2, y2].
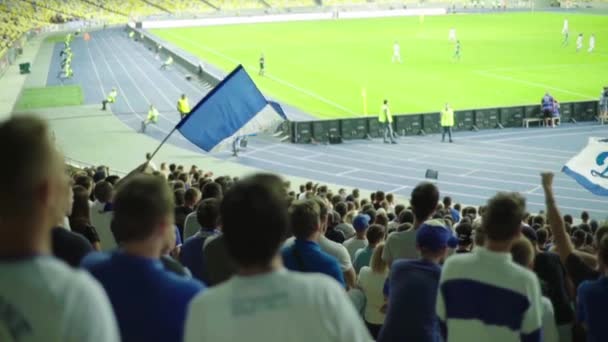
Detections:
[448, 28, 457, 42]
[259, 53, 265, 76]
[588, 34, 595, 52]
[141, 104, 159, 133]
[576, 33, 583, 52]
[562, 19, 569, 46]
[453, 40, 461, 60]
[392, 41, 402, 63]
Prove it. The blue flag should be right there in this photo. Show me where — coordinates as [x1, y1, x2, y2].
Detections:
[562, 137, 608, 196]
[177, 65, 285, 152]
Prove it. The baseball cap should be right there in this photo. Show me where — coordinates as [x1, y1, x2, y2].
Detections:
[416, 219, 458, 251]
[353, 214, 371, 231]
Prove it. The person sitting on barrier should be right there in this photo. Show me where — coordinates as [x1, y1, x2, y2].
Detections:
[141, 104, 159, 133]
[541, 92, 555, 126]
[379, 99, 396, 144]
[177, 94, 190, 119]
[101, 87, 118, 111]
[160, 55, 173, 70]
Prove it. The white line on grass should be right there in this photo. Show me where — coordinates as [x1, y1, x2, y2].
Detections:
[475, 70, 596, 100]
[159, 31, 358, 116]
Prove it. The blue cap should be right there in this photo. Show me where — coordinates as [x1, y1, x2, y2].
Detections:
[416, 219, 458, 251]
[353, 214, 371, 231]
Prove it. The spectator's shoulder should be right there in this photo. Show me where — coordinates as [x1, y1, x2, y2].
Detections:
[80, 251, 111, 270]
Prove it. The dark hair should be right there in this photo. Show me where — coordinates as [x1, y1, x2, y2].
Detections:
[289, 200, 321, 239]
[201, 182, 223, 200]
[173, 180, 185, 190]
[169, 163, 176, 172]
[563, 214, 573, 225]
[112, 175, 174, 243]
[456, 223, 473, 246]
[221, 174, 288, 268]
[482, 192, 526, 241]
[196, 198, 220, 230]
[105, 175, 120, 185]
[363, 208, 377, 224]
[572, 229, 587, 248]
[366, 224, 386, 245]
[375, 213, 389, 227]
[599, 235, 608, 266]
[398, 210, 414, 224]
[184, 188, 200, 205]
[532, 215, 545, 227]
[443, 196, 452, 207]
[305, 181, 313, 191]
[94, 180, 113, 203]
[581, 211, 590, 222]
[178, 173, 189, 184]
[334, 202, 347, 219]
[74, 175, 93, 191]
[394, 204, 405, 217]
[386, 193, 394, 203]
[595, 225, 608, 246]
[410, 182, 439, 222]
[375, 191, 385, 202]
[174, 189, 185, 207]
[454, 203, 461, 212]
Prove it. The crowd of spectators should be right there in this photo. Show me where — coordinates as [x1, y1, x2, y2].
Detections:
[1, 115, 608, 342]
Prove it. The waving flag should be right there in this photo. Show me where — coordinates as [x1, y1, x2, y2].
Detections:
[562, 137, 608, 196]
[177, 65, 286, 152]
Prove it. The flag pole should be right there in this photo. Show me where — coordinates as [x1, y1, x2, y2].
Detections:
[148, 125, 179, 161]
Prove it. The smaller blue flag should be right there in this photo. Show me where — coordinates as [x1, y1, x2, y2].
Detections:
[177, 65, 284, 152]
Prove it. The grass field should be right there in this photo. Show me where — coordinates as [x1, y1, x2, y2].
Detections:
[151, 12, 608, 118]
[15, 85, 83, 111]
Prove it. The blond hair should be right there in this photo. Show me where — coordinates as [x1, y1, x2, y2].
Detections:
[510, 237, 535, 268]
[371, 242, 388, 274]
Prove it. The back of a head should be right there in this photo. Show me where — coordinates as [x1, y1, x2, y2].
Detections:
[289, 200, 321, 240]
[598, 235, 608, 267]
[94, 180, 113, 203]
[184, 187, 200, 206]
[366, 224, 386, 245]
[536, 228, 549, 246]
[74, 174, 93, 192]
[201, 181, 223, 200]
[398, 210, 414, 224]
[174, 188, 185, 207]
[510, 237, 535, 268]
[70, 185, 91, 223]
[456, 222, 473, 246]
[221, 174, 288, 268]
[482, 192, 526, 242]
[196, 198, 220, 230]
[443, 196, 452, 208]
[334, 201, 347, 219]
[111, 174, 174, 243]
[0, 116, 62, 225]
[572, 229, 587, 248]
[581, 211, 590, 222]
[410, 182, 439, 222]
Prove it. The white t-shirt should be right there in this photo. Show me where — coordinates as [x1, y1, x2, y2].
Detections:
[589, 36, 595, 47]
[284, 236, 353, 272]
[183, 212, 201, 241]
[343, 238, 367, 262]
[89, 201, 116, 251]
[0, 257, 119, 342]
[382, 229, 418, 264]
[184, 269, 372, 342]
[541, 297, 558, 342]
[562, 20, 568, 33]
[357, 267, 387, 325]
[393, 43, 400, 54]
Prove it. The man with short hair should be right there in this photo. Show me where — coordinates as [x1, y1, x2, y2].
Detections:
[440, 103, 454, 143]
[180, 198, 220, 282]
[354, 224, 386, 273]
[437, 191, 543, 341]
[379, 219, 457, 342]
[82, 174, 205, 342]
[344, 214, 371, 261]
[379, 99, 397, 144]
[0, 116, 119, 341]
[443, 196, 460, 222]
[283, 200, 345, 287]
[184, 174, 372, 342]
[383, 182, 439, 266]
[175, 187, 201, 238]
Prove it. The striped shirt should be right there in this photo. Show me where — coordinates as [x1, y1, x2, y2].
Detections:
[436, 247, 543, 342]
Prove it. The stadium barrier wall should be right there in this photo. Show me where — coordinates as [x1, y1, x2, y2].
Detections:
[289, 100, 599, 143]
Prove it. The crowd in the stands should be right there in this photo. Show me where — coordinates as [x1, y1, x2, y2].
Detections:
[1, 115, 607, 342]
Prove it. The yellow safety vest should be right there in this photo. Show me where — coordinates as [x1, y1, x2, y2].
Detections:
[177, 98, 190, 114]
[147, 107, 159, 121]
[441, 108, 454, 127]
[378, 104, 393, 123]
[107, 90, 117, 103]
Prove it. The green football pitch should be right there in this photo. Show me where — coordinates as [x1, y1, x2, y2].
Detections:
[151, 12, 608, 119]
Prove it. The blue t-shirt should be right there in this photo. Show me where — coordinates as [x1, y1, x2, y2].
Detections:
[449, 208, 461, 223]
[577, 276, 608, 342]
[281, 239, 345, 287]
[542, 95, 554, 110]
[81, 251, 205, 342]
[180, 229, 218, 282]
[379, 259, 442, 342]
[353, 246, 374, 274]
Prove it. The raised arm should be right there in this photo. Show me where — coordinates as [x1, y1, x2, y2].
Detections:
[541, 172, 574, 264]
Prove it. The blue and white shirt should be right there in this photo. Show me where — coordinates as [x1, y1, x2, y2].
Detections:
[436, 247, 543, 342]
